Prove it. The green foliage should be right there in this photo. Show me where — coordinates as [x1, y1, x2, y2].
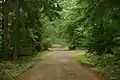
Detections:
[63, 0, 120, 55]
[75, 54, 88, 61]
[87, 22, 120, 55]
[0, 51, 48, 80]
[60, 0, 120, 79]
[1, 0, 120, 79]
[68, 44, 76, 50]
[0, 0, 62, 58]
[42, 38, 52, 50]
[0, 0, 61, 79]
[89, 53, 120, 80]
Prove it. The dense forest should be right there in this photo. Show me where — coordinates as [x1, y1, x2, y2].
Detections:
[61, 0, 120, 80]
[0, 0, 61, 60]
[0, 0, 120, 80]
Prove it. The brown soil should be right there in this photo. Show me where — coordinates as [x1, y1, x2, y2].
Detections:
[17, 45, 105, 80]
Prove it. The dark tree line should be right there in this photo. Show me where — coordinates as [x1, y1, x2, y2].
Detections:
[60, 0, 120, 79]
[0, 0, 61, 60]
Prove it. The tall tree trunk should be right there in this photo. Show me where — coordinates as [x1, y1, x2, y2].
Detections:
[1, 0, 4, 57]
[13, 0, 20, 60]
[3, 0, 8, 59]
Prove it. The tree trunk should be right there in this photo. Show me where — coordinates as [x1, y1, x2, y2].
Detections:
[1, 0, 4, 57]
[3, 0, 9, 59]
[13, 0, 20, 60]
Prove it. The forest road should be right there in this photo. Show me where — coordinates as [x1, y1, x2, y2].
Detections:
[17, 45, 104, 80]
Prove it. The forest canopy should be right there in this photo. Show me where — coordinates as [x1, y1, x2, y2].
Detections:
[0, 0, 61, 60]
[0, 0, 120, 80]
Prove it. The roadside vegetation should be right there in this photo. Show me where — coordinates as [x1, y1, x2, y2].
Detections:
[75, 52, 120, 80]
[1, 0, 120, 80]
[0, 0, 60, 80]
[0, 51, 51, 80]
[60, 0, 120, 80]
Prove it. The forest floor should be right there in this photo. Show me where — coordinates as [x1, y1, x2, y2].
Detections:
[17, 44, 105, 80]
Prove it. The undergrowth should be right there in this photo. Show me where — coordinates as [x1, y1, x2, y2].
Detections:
[0, 51, 51, 80]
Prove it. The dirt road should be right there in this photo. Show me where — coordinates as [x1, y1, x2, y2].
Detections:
[17, 45, 104, 80]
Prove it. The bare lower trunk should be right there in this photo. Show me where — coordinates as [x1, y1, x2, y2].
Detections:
[3, 0, 8, 59]
[13, 0, 20, 60]
[1, 0, 4, 57]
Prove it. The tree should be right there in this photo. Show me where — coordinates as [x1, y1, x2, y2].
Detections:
[0, 0, 62, 60]
[13, 0, 20, 60]
[3, 0, 8, 59]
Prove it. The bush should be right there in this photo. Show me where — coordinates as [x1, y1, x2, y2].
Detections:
[42, 39, 52, 50]
[68, 44, 76, 50]
[89, 53, 120, 80]
[86, 24, 120, 56]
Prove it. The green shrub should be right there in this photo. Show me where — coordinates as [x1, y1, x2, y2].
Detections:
[68, 44, 76, 50]
[89, 53, 120, 80]
[43, 39, 52, 50]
